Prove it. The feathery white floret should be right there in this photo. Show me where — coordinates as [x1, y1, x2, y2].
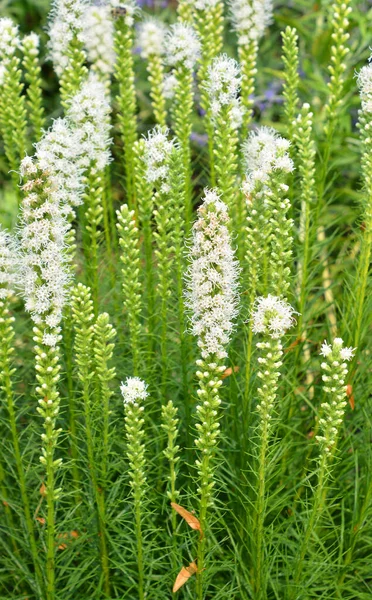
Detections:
[243, 127, 293, 191]
[82, 5, 115, 77]
[186, 189, 240, 360]
[47, 0, 88, 76]
[142, 126, 174, 192]
[163, 73, 178, 100]
[205, 55, 243, 126]
[357, 62, 372, 113]
[22, 33, 40, 56]
[164, 23, 201, 70]
[0, 227, 18, 299]
[137, 18, 167, 59]
[120, 377, 148, 404]
[0, 18, 20, 64]
[252, 295, 296, 338]
[67, 73, 112, 172]
[229, 0, 273, 45]
[320, 338, 355, 362]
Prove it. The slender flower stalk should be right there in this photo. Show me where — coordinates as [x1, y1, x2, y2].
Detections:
[121, 377, 149, 600]
[138, 19, 167, 126]
[0, 228, 44, 596]
[165, 23, 201, 233]
[251, 296, 296, 600]
[113, 0, 139, 209]
[281, 27, 300, 144]
[117, 205, 143, 374]
[185, 190, 239, 598]
[291, 338, 355, 596]
[82, 4, 115, 84]
[71, 284, 110, 597]
[22, 33, 45, 143]
[161, 400, 180, 570]
[0, 18, 27, 186]
[47, 0, 88, 106]
[229, 0, 273, 131]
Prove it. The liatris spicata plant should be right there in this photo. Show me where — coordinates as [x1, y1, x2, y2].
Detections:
[185, 189, 239, 597]
[82, 4, 115, 83]
[250, 295, 296, 599]
[137, 18, 167, 126]
[0, 18, 27, 184]
[121, 377, 149, 600]
[22, 33, 45, 144]
[165, 23, 201, 232]
[229, 0, 273, 129]
[291, 338, 355, 596]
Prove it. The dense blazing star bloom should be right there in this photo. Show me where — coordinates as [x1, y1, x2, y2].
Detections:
[0, 227, 18, 299]
[229, 0, 273, 45]
[252, 295, 296, 338]
[120, 377, 148, 404]
[204, 54, 243, 127]
[142, 125, 175, 192]
[357, 61, 372, 113]
[243, 127, 294, 191]
[47, 0, 89, 76]
[82, 5, 115, 77]
[185, 189, 240, 360]
[0, 18, 20, 65]
[137, 18, 167, 59]
[164, 23, 201, 71]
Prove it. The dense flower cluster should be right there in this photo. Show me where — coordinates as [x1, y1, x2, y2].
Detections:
[252, 295, 296, 338]
[243, 127, 294, 191]
[205, 54, 243, 125]
[163, 73, 178, 100]
[164, 23, 201, 70]
[67, 74, 112, 172]
[186, 189, 239, 360]
[320, 338, 355, 362]
[229, 0, 273, 45]
[82, 5, 115, 77]
[142, 126, 174, 192]
[0, 17, 19, 64]
[48, 0, 88, 76]
[0, 227, 18, 299]
[22, 32, 39, 56]
[357, 61, 372, 113]
[120, 377, 148, 404]
[137, 18, 167, 59]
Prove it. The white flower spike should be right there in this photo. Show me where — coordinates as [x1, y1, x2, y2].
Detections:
[120, 377, 148, 404]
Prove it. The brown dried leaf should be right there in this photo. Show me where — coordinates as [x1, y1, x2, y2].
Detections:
[221, 366, 240, 380]
[172, 561, 198, 593]
[171, 503, 201, 532]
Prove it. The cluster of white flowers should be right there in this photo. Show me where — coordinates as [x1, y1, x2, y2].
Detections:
[243, 127, 294, 191]
[67, 74, 112, 172]
[142, 126, 174, 192]
[186, 189, 240, 360]
[320, 338, 355, 362]
[111, 0, 139, 28]
[205, 55, 243, 127]
[164, 23, 201, 71]
[163, 73, 178, 100]
[0, 18, 20, 85]
[252, 295, 296, 338]
[47, 0, 88, 76]
[137, 18, 167, 60]
[229, 0, 273, 45]
[0, 227, 18, 299]
[120, 377, 148, 404]
[22, 32, 40, 56]
[82, 5, 115, 77]
[357, 61, 372, 113]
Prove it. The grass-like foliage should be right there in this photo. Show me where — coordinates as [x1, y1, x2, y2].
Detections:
[0, 0, 371, 598]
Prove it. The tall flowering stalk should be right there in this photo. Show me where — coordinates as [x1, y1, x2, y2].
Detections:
[137, 19, 167, 126]
[229, 0, 273, 131]
[22, 33, 45, 143]
[161, 400, 180, 571]
[281, 26, 299, 143]
[117, 204, 143, 374]
[165, 23, 201, 233]
[0, 18, 27, 184]
[82, 4, 115, 85]
[121, 377, 149, 600]
[185, 190, 239, 598]
[203, 55, 243, 235]
[251, 296, 296, 599]
[113, 0, 139, 208]
[67, 75, 112, 311]
[47, 0, 88, 106]
[18, 150, 74, 600]
[71, 284, 110, 596]
[0, 228, 44, 595]
[291, 338, 354, 595]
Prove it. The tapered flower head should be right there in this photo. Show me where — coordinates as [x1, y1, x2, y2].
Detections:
[320, 338, 355, 362]
[0, 227, 18, 299]
[47, 0, 89, 76]
[142, 125, 175, 192]
[186, 189, 240, 360]
[243, 127, 293, 191]
[121, 377, 148, 404]
[229, 0, 273, 45]
[0, 18, 20, 64]
[164, 23, 201, 70]
[252, 295, 296, 338]
[137, 18, 167, 59]
[22, 32, 40, 56]
[82, 5, 115, 76]
[205, 55, 243, 125]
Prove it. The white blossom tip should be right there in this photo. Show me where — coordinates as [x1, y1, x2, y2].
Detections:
[121, 377, 148, 404]
[252, 295, 296, 338]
